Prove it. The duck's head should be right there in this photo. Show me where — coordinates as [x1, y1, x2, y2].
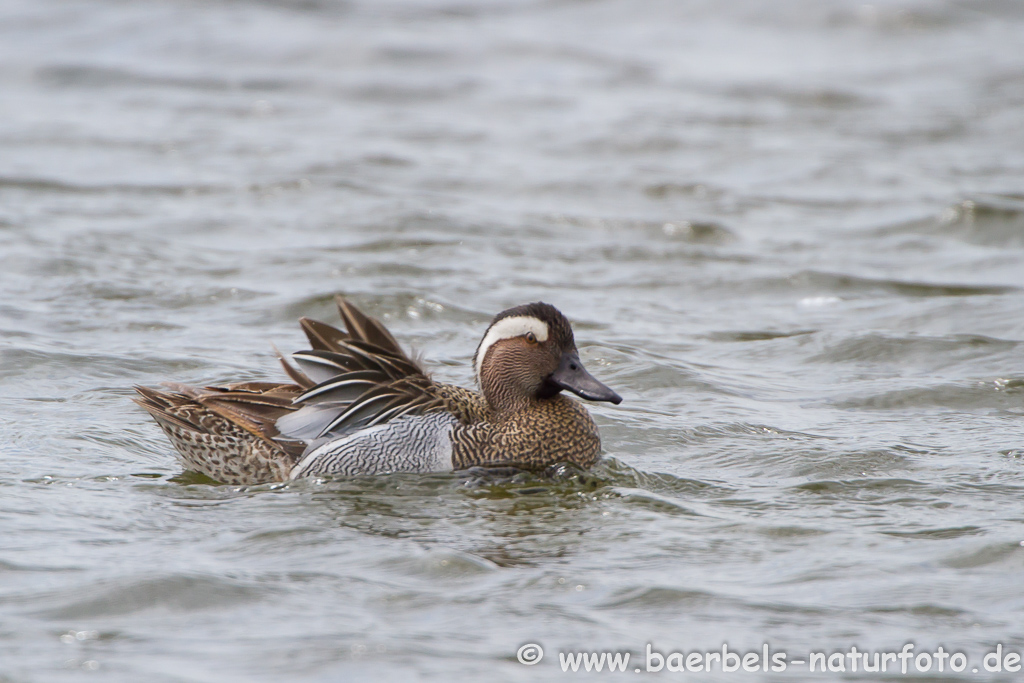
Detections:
[473, 302, 622, 412]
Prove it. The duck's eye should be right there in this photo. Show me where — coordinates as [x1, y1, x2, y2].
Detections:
[525, 331, 537, 344]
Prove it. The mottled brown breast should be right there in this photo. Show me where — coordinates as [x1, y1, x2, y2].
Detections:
[449, 395, 601, 471]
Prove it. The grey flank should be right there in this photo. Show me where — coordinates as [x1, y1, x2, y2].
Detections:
[288, 412, 458, 479]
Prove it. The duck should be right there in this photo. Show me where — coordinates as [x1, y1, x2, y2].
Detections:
[135, 297, 622, 485]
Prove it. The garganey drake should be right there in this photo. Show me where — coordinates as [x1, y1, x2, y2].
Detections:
[135, 298, 622, 485]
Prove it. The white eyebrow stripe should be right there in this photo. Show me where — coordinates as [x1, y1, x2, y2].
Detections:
[474, 315, 549, 383]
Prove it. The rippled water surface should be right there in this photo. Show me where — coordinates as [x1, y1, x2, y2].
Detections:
[2, 0, 1024, 680]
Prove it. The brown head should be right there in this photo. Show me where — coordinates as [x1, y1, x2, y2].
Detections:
[472, 302, 622, 413]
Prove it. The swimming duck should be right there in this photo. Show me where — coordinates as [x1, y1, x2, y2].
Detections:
[135, 297, 622, 485]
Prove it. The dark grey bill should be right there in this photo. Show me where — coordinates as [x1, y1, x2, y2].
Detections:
[544, 352, 623, 404]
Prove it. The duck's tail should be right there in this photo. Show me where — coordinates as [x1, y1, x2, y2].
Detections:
[134, 382, 303, 484]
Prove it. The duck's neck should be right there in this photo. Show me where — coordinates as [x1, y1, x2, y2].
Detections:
[481, 376, 544, 415]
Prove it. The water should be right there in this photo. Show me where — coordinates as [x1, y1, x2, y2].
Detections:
[2, 0, 1024, 680]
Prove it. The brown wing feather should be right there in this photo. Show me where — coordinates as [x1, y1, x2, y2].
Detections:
[279, 300, 445, 439]
[298, 317, 351, 353]
[191, 382, 301, 441]
[274, 343, 315, 390]
[297, 297, 404, 357]
[336, 296, 404, 355]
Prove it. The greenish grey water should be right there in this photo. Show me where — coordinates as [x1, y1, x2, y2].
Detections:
[2, 0, 1024, 680]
